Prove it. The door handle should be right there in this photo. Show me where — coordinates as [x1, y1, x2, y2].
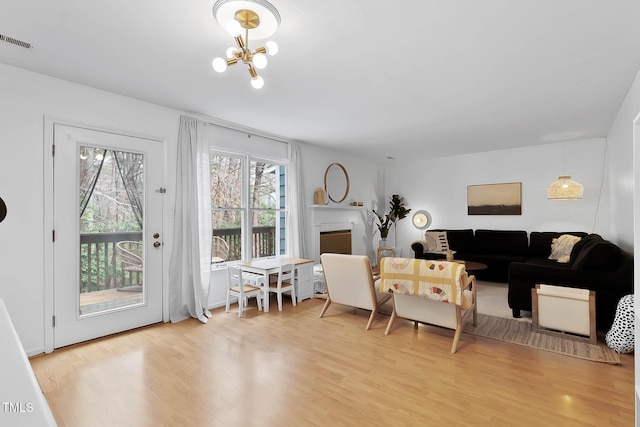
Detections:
[153, 241, 162, 248]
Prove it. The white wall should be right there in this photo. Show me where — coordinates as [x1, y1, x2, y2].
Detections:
[383, 139, 610, 256]
[619, 71, 640, 421]
[607, 69, 640, 252]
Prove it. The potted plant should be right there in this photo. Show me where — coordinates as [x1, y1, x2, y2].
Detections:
[373, 194, 411, 247]
[373, 209, 392, 244]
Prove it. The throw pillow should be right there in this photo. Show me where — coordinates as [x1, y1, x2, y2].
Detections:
[424, 231, 449, 253]
[606, 294, 634, 354]
[548, 234, 582, 263]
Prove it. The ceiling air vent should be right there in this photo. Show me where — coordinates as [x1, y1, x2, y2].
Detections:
[0, 34, 32, 49]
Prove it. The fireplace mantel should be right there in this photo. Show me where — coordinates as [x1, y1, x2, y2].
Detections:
[308, 205, 363, 262]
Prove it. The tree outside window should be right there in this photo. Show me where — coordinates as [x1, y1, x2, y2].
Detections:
[210, 152, 286, 261]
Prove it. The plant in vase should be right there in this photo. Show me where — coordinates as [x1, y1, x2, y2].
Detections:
[373, 194, 411, 248]
[372, 209, 392, 247]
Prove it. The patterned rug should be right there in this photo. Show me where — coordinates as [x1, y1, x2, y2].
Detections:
[463, 313, 621, 364]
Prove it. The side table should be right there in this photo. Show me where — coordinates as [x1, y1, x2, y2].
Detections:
[373, 247, 398, 279]
[458, 260, 488, 274]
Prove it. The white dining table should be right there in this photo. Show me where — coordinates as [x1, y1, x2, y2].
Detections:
[238, 257, 313, 312]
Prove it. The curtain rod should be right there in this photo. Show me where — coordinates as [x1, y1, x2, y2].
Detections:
[180, 113, 299, 147]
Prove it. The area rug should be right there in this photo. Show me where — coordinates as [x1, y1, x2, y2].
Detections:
[475, 280, 531, 321]
[463, 313, 621, 364]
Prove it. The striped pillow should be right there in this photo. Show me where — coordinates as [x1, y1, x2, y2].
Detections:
[424, 231, 449, 253]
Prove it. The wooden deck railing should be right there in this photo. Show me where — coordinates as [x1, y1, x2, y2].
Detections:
[212, 226, 276, 260]
[80, 227, 276, 293]
[80, 231, 142, 293]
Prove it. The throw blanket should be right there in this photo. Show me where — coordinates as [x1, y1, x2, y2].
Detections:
[380, 258, 472, 309]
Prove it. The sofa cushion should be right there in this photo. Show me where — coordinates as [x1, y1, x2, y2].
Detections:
[523, 257, 572, 269]
[549, 234, 582, 263]
[572, 240, 623, 272]
[474, 229, 528, 256]
[529, 231, 587, 259]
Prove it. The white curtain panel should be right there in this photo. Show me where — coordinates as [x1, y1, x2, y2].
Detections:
[287, 141, 308, 258]
[169, 116, 213, 323]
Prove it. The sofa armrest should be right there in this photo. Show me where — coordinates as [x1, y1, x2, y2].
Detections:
[411, 240, 428, 254]
[412, 240, 446, 260]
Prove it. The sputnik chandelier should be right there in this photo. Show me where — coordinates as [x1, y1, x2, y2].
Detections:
[211, 0, 281, 89]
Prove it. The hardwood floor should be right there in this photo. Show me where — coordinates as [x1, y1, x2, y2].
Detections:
[30, 297, 634, 427]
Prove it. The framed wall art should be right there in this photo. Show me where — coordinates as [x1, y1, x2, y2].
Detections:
[467, 182, 522, 215]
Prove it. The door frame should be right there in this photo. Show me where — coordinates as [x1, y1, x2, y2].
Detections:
[43, 116, 169, 353]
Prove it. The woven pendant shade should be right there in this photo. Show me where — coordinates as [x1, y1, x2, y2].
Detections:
[547, 175, 583, 200]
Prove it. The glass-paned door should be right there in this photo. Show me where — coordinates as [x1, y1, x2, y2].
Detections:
[53, 124, 163, 348]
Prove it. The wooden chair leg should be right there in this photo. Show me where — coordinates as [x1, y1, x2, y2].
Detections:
[366, 307, 378, 330]
[319, 297, 332, 318]
[451, 306, 464, 353]
[256, 294, 262, 312]
[451, 325, 462, 354]
[472, 305, 477, 326]
[385, 308, 397, 335]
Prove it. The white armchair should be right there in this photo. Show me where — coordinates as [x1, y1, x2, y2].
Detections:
[380, 258, 477, 353]
[319, 253, 392, 330]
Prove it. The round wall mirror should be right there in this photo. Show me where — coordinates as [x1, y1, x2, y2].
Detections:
[324, 163, 350, 203]
[0, 197, 6, 223]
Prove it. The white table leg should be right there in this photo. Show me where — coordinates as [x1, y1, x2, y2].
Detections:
[263, 271, 270, 312]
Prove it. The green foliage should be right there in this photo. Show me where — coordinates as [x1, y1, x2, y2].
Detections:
[373, 209, 392, 238]
[388, 194, 411, 222]
[373, 194, 411, 238]
[80, 244, 131, 292]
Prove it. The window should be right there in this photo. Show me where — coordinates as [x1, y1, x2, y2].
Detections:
[210, 153, 243, 261]
[211, 152, 286, 262]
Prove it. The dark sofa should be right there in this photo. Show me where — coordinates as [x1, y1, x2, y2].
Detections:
[509, 233, 633, 331]
[411, 229, 531, 282]
[411, 230, 632, 331]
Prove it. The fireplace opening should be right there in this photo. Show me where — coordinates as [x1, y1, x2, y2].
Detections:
[319, 230, 352, 255]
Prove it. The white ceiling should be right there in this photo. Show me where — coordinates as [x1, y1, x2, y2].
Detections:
[2, 0, 640, 161]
